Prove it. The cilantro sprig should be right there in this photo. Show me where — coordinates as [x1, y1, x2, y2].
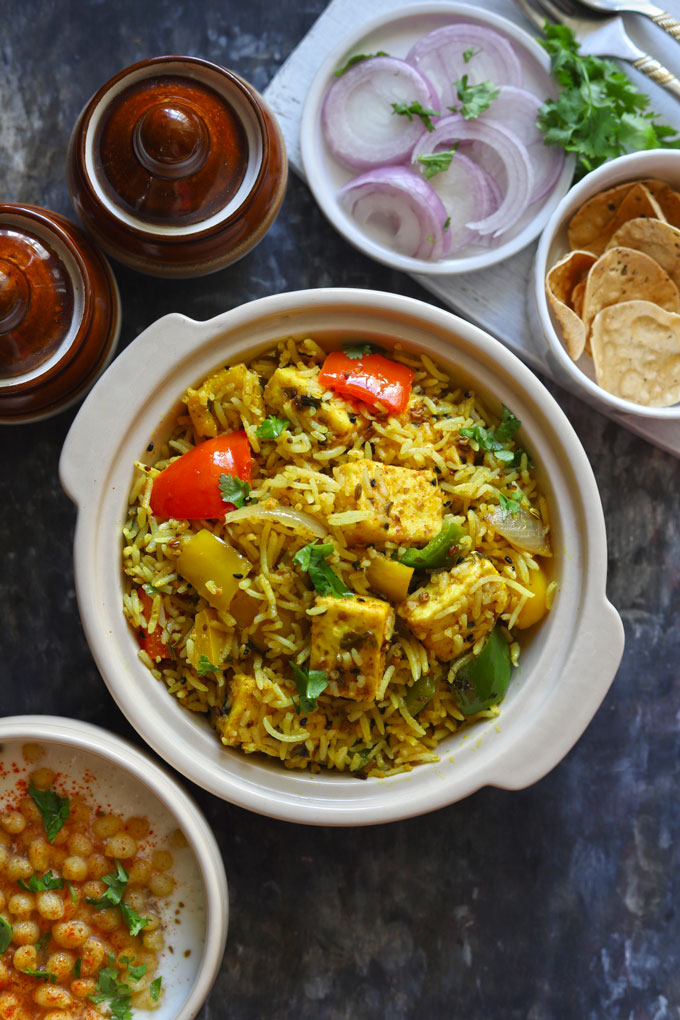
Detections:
[28, 782, 70, 843]
[334, 51, 389, 76]
[18, 968, 57, 983]
[290, 662, 329, 714]
[197, 654, 222, 675]
[0, 917, 12, 954]
[343, 342, 377, 360]
[256, 416, 289, 440]
[219, 473, 252, 509]
[89, 955, 136, 1020]
[416, 145, 459, 179]
[86, 861, 150, 937]
[537, 23, 680, 179]
[460, 406, 522, 463]
[391, 100, 440, 132]
[449, 75, 500, 119]
[18, 870, 63, 893]
[150, 977, 163, 1001]
[498, 492, 523, 519]
[293, 542, 352, 598]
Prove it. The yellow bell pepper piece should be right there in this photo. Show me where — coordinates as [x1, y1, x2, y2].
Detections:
[177, 529, 252, 620]
[365, 554, 414, 602]
[516, 565, 549, 630]
[189, 608, 225, 671]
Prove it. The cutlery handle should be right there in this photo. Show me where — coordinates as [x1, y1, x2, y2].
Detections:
[633, 54, 680, 99]
[652, 12, 680, 42]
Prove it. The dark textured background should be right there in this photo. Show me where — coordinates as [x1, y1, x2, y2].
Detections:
[1, 2, 679, 1017]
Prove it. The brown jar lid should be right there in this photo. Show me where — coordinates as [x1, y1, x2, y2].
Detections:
[0, 205, 121, 424]
[67, 57, 288, 277]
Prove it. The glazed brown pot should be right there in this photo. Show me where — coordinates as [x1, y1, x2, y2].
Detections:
[67, 56, 288, 277]
[0, 204, 120, 424]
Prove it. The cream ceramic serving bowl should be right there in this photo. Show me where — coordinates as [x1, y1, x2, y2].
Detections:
[532, 148, 680, 420]
[300, 2, 575, 275]
[60, 288, 624, 825]
[0, 716, 228, 1019]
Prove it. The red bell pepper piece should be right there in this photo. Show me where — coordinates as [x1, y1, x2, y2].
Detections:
[137, 589, 168, 661]
[318, 351, 414, 415]
[149, 431, 252, 520]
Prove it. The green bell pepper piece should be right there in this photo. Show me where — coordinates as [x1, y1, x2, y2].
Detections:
[404, 673, 437, 716]
[399, 520, 466, 570]
[452, 626, 512, 716]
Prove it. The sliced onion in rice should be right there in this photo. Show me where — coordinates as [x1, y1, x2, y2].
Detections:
[224, 503, 327, 539]
[412, 114, 533, 237]
[484, 506, 551, 556]
[322, 56, 441, 170]
[339, 165, 451, 260]
[477, 86, 565, 203]
[405, 24, 522, 109]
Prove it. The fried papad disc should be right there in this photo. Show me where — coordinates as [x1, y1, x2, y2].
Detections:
[545, 249, 597, 360]
[582, 246, 680, 338]
[590, 299, 680, 406]
[606, 217, 680, 292]
[568, 183, 665, 256]
[571, 279, 586, 320]
[641, 179, 680, 230]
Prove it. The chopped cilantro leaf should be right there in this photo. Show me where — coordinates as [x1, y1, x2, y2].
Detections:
[18, 870, 63, 893]
[498, 492, 522, 519]
[219, 473, 252, 509]
[334, 51, 389, 76]
[0, 917, 12, 954]
[66, 880, 77, 903]
[120, 901, 150, 937]
[391, 100, 439, 132]
[89, 956, 133, 1020]
[197, 655, 222, 675]
[87, 859, 128, 908]
[150, 977, 162, 1001]
[460, 405, 521, 464]
[143, 582, 162, 595]
[28, 782, 70, 843]
[463, 46, 481, 63]
[120, 957, 147, 983]
[416, 145, 459, 179]
[495, 406, 521, 444]
[35, 931, 50, 955]
[537, 23, 680, 179]
[18, 968, 56, 982]
[343, 343, 376, 359]
[74, 957, 82, 978]
[256, 416, 289, 440]
[290, 662, 329, 714]
[449, 75, 499, 119]
[293, 542, 352, 598]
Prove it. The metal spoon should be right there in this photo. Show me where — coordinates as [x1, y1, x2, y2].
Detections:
[577, 0, 680, 41]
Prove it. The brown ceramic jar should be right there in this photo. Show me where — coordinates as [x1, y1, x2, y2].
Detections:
[0, 205, 120, 424]
[67, 56, 288, 277]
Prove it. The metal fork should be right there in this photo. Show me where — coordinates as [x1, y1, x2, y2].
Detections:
[515, 0, 680, 98]
[578, 0, 680, 43]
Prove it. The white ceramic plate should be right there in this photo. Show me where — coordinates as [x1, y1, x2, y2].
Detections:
[60, 289, 623, 825]
[532, 148, 680, 420]
[0, 716, 228, 1020]
[300, 2, 575, 275]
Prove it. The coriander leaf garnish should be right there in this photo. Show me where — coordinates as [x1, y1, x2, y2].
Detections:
[120, 901, 150, 937]
[0, 916, 13, 954]
[87, 861, 150, 937]
[66, 880, 77, 903]
[463, 46, 481, 63]
[537, 23, 680, 179]
[219, 473, 252, 509]
[391, 100, 440, 132]
[293, 542, 352, 598]
[498, 492, 523, 519]
[36, 931, 50, 955]
[460, 405, 521, 464]
[256, 416, 289, 440]
[150, 977, 163, 1001]
[343, 343, 376, 360]
[120, 956, 147, 983]
[18, 968, 57, 982]
[18, 871, 63, 893]
[89, 955, 133, 1020]
[495, 406, 521, 444]
[290, 662, 330, 714]
[334, 51, 389, 76]
[449, 75, 499, 119]
[74, 957, 82, 978]
[197, 654, 222, 675]
[416, 145, 459, 179]
[28, 782, 70, 844]
[143, 582, 162, 595]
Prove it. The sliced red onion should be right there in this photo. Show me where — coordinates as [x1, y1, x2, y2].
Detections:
[322, 56, 442, 170]
[478, 86, 565, 203]
[411, 152, 487, 253]
[405, 24, 522, 109]
[339, 166, 451, 260]
[412, 115, 533, 237]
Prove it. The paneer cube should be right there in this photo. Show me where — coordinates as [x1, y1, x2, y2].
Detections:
[332, 460, 443, 546]
[187, 363, 265, 438]
[398, 555, 508, 661]
[309, 595, 395, 702]
[217, 674, 263, 747]
[264, 366, 362, 438]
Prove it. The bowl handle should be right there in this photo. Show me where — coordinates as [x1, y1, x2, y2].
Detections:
[490, 597, 625, 791]
[59, 312, 198, 505]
